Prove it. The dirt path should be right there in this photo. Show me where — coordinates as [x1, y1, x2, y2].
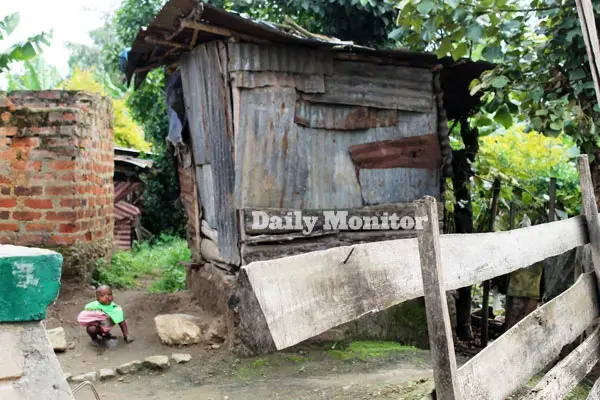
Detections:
[48, 284, 442, 400]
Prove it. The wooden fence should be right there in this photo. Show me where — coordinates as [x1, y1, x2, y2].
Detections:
[417, 154, 600, 399]
[241, 154, 600, 399]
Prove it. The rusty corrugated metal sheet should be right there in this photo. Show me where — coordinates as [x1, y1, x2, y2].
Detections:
[114, 219, 132, 250]
[115, 155, 154, 169]
[231, 71, 324, 93]
[228, 43, 334, 75]
[348, 135, 442, 169]
[295, 99, 398, 130]
[303, 61, 434, 112]
[125, 0, 441, 84]
[114, 181, 143, 203]
[181, 42, 240, 265]
[234, 86, 308, 210]
[359, 168, 441, 205]
[234, 83, 439, 209]
[114, 201, 141, 221]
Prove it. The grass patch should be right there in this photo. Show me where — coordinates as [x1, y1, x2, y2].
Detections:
[328, 341, 417, 361]
[95, 234, 191, 293]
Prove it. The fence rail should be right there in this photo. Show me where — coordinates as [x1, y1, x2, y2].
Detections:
[415, 154, 600, 400]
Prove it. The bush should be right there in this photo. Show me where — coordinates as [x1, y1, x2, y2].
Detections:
[94, 234, 191, 293]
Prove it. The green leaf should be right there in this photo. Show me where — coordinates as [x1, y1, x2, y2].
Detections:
[475, 116, 492, 127]
[550, 121, 563, 131]
[466, 24, 484, 42]
[0, 13, 20, 38]
[437, 37, 452, 58]
[417, 0, 434, 15]
[482, 45, 502, 62]
[494, 105, 513, 128]
[490, 76, 509, 88]
[569, 69, 586, 81]
[452, 42, 469, 61]
[445, 0, 460, 7]
[530, 87, 544, 102]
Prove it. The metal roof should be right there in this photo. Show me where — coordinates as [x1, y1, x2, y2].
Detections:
[114, 201, 142, 221]
[126, 0, 443, 86]
[115, 154, 154, 170]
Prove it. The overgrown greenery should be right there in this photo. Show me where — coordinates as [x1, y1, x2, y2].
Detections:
[328, 341, 418, 361]
[6, 58, 62, 90]
[60, 68, 151, 151]
[449, 125, 581, 231]
[94, 234, 191, 293]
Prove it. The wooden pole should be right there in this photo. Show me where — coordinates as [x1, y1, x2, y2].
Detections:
[481, 178, 501, 348]
[549, 177, 557, 223]
[575, 0, 600, 107]
[577, 155, 600, 283]
[416, 196, 462, 400]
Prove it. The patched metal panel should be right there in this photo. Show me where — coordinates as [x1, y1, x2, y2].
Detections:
[348, 134, 442, 169]
[188, 42, 240, 265]
[303, 60, 435, 112]
[235, 87, 309, 209]
[231, 71, 325, 93]
[228, 43, 334, 74]
[235, 87, 438, 210]
[295, 99, 398, 130]
[359, 168, 441, 205]
[300, 113, 436, 209]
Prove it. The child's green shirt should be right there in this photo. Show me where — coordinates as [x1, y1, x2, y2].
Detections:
[84, 301, 125, 324]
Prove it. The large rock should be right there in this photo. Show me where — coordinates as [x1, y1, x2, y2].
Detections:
[171, 353, 192, 364]
[154, 315, 201, 346]
[143, 356, 170, 370]
[116, 360, 142, 375]
[46, 327, 67, 352]
[71, 371, 98, 383]
[99, 369, 116, 381]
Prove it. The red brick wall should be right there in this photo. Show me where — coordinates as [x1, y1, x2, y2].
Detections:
[0, 91, 114, 248]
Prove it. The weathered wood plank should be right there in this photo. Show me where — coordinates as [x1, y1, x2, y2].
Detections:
[241, 229, 422, 264]
[578, 155, 600, 286]
[242, 215, 588, 350]
[231, 71, 325, 93]
[348, 135, 442, 170]
[522, 326, 600, 400]
[243, 203, 444, 234]
[294, 100, 398, 130]
[457, 272, 600, 400]
[587, 376, 600, 400]
[228, 43, 334, 74]
[416, 197, 461, 400]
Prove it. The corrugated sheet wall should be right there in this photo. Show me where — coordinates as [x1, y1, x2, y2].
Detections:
[230, 44, 440, 210]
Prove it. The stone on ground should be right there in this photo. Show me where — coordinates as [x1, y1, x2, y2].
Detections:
[171, 353, 192, 364]
[154, 314, 201, 346]
[116, 360, 142, 375]
[46, 327, 67, 352]
[143, 355, 170, 370]
[99, 368, 117, 381]
[71, 371, 99, 383]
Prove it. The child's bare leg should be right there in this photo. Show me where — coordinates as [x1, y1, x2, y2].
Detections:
[86, 324, 102, 342]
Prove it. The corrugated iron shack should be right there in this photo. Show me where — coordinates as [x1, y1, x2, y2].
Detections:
[126, 0, 492, 354]
[113, 147, 154, 250]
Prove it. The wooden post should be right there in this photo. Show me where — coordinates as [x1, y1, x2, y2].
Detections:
[577, 155, 600, 283]
[481, 178, 501, 348]
[416, 196, 461, 400]
[549, 178, 557, 222]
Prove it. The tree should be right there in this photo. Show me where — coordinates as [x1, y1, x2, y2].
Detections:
[6, 57, 62, 91]
[60, 68, 151, 152]
[0, 13, 51, 72]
